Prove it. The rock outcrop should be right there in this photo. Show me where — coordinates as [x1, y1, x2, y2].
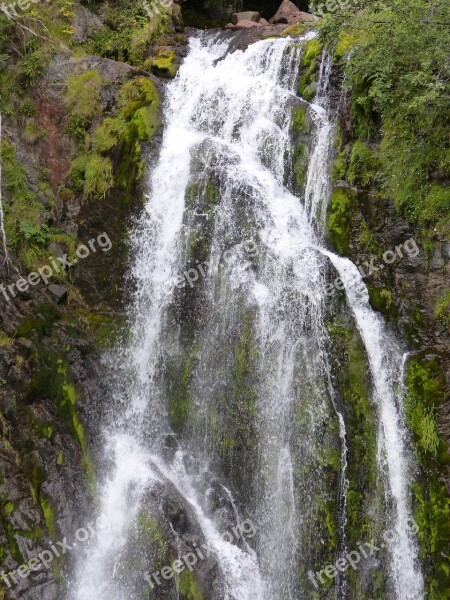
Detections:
[231, 10, 260, 24]
[269, 0, 319, 24]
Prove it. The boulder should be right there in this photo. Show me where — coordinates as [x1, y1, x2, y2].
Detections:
[259, 17, 269, 25]
[269, 0, 319, 24]
[48, 284, 68, 303]
[234, 19, 261, 28]
[231, 10, 260, 24]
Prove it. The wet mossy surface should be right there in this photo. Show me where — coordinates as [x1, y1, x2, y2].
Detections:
[325, 187, 357, 255]
[297, 38, 322, 101]
[325, 308, 383, 594]
[406, 354, 450, 598]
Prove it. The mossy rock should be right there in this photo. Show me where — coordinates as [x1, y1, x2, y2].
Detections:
[325, 186, 357, 255]
[177, 569, 204, 600]
[291, 104, 310, 136]
[293, 142, 308, 189]
[146, 49, 178, 79]
[366, 285, 397, 320]
[297, 38, 322, 100]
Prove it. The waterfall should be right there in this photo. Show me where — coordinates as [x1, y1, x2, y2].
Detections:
[68, 30, 423, 600]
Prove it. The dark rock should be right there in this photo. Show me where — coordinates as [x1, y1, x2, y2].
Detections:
[48, 284, 68, 304]
[71, 5, 104, 43]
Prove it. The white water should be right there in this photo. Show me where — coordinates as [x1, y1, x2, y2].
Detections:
[320, 251, 424, 599]
[68, 30, 423, 600]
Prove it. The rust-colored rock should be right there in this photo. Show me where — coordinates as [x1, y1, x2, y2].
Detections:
[269, 0, 319, 24]
[235, 19, 261, 28]
[231, 10, 260, 24]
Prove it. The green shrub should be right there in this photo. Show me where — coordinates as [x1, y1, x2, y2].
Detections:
[70, 153, 114, 199]
[93, 117, 128, 153]
[319, 0, 449, 233]
[434, 290, 450, 327]
[347, 140, 379, 187]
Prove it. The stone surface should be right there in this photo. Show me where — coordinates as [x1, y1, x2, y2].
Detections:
[269, 0, 319, 24]
[234, 19, 261, 28]
[71, 5, 104, 43]
[48, 284, 68, 303]
[231, 10, 260, 24]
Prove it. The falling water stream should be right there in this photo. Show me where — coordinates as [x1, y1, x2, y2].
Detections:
[69, 30, 423, 600]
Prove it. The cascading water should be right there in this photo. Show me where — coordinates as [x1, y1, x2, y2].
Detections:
[68, 29, 423, 600]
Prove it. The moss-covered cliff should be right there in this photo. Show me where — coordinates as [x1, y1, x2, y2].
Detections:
[0, 1, 184, 597]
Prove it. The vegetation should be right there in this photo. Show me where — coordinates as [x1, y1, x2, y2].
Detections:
[319, 0, 450, 236]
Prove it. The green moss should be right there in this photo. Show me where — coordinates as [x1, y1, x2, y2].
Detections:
[212, 311, 258, 496]
[367, 285, 397, 319]
[325, 186, 356, 255]
[65, 70, 102, 123]
[295, 149, 307, 188]
[412, 479, 450, 598]
[4, 501, 14, 516]
[146, 49, 178, 78]
[331, 150, 347, 182]
[405, 356, 446, 460]
[187, 230, 209, 263]
[326, 315, 378, 547]
[27, 350, 95, 488]
[406, 354, 450, 597]
[357, 220, 378, 253]
[291, 104, 309, 135]
[167, 344, 199, 432]
[114, 77, 161, 202]
[68, 76, 161, 204]
[282, 23, 308, 37]
[420, 185, 450, 236]
[136, 512, 165, 547]
[297, 38, 322, 101]
[434, 290, 450, 327]
[347, 141, 380, 187]
[93, 117, 128, 153]
[70, 153, 114, 199]
[40, 496, 56, 537]
[333, 30, 360, 62]
[16, 303, 61, 339]
[302, 38, 322, 66]
[177, 569, 203, 600]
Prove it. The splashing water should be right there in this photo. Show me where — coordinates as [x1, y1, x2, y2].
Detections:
[68, 30, 423, 600]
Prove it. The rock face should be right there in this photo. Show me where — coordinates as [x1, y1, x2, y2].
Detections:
[231, 11, 260, 24]
[234, 19, 261, 28]
[269, 0, 319, 24]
